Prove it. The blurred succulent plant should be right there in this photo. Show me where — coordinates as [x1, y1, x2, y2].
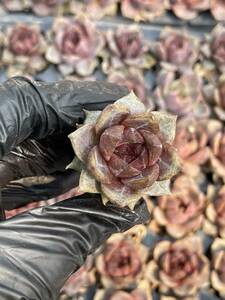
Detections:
[61, 256, 95, 297]
[95, 234, 148, 289]
[154, 175, 206, 238]
[209, 124, 225, 182]
[174, 118, 210, 167]
[94, 280, 151, 300]
[201, 25, 225, 74]
[2, 23, 47, 76]
[204, 185, 225, 238]
[146, 236, 209, 297]
[154, 70, 210, 119]
[211, 238, 225, 298]
[83, 0, 119, 20]
[120, 0, 167, 22]
[102, 26, 155, 73]
[46, 17, 104, 76]
[68, 92, 180, 209]
[169, 0, 210, 20]
[1, 0, 30, 11]
[211, 0, 225, 21]
[107, 69, 154, 110]
[31, 0, 65, 16]
[152, 27, 199, 72]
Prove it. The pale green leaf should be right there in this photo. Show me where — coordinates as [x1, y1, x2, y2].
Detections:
[79, 169, 100, 194]
[115, 91, 146, 115]
[143, 180, 171, 196]
[151, 111, 177, 143]
[83, 110, 101, 125]
[66, 156, 84, 172]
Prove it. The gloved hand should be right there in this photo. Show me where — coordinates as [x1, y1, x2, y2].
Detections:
[0, 77, 150, 300]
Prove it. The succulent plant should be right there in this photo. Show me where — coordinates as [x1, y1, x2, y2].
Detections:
[169, 0, 210, 20]
[95, 234, 148, 289]
[83, 0, 119, 20]
[107, 69, 154, 110]
[46, 17, 104, 76]
[174, 118, 210, 166]
[120, 0, 167, 22]
[146, 236, 209, 297]
[154, 175, 206, 238]
[102, 26, 155, 73]
[201, 25, 225, 74]
[204, 185, 225, 238]
[68, 92, 180, 209]
[94, 280, 151, 300]
[211, 0, 225, 21]
[152, 27, 199, 72]
[1, 0, 30, 11]
[2, 23, 47, 76]
[211, 238, 225, 298]
[31, 0, 65, 16]
[154, 70, 210, 119]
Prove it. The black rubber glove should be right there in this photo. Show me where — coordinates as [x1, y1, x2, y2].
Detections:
[0, 77, 150, 300]
[0, 195, 149, 300]
[0, 77, 128, 208]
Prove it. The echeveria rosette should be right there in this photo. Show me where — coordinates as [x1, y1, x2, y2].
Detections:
[102, 26, 155, 74]
[211, 0, 225, 21]
[203, 185, 225, 238]
[94, 280, 151, 300]
[31, 0, 65, 16]
[68, 92, 180, 209]
[154, 175, 206, 238]
[95, 234, 148, 289]
[146, 237, 209, 298]
[1, 0, 31, 12]
[154, 70, 210, 119]
[152, 27, 199, 72]
[211, 238, 225, 298]
[46, 17, 104, 77]
[121, 0, 167, 22]
[201, 25, 225, 74]
[169, 0, 210, 20]
[83, 0, 119, 20]
[2, 23, 47, 77]
[107, 69, 155, 111]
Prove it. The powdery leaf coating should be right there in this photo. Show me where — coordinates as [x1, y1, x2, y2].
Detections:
[69, 92, 179, 209]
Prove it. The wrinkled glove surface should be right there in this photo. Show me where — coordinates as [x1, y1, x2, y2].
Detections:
[0, 77, 150, 300]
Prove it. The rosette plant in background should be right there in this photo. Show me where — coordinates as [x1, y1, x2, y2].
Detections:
[146, 237, 210, 298]
[169, 0, 210, 20]
[2, 23, 47, 76]
[154, 70, 210, 119]
[46, 17, 104, 76]
[120, 0, 167, 22]
[102, 26, 155, 73]
[151, 27, 199, 72]
[68, 92, 180, 209]
[107, 68, 154, 110]
[31, 0, 66, 16]
[95, 233, 148, 289]
[211, 0, 225, 21]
